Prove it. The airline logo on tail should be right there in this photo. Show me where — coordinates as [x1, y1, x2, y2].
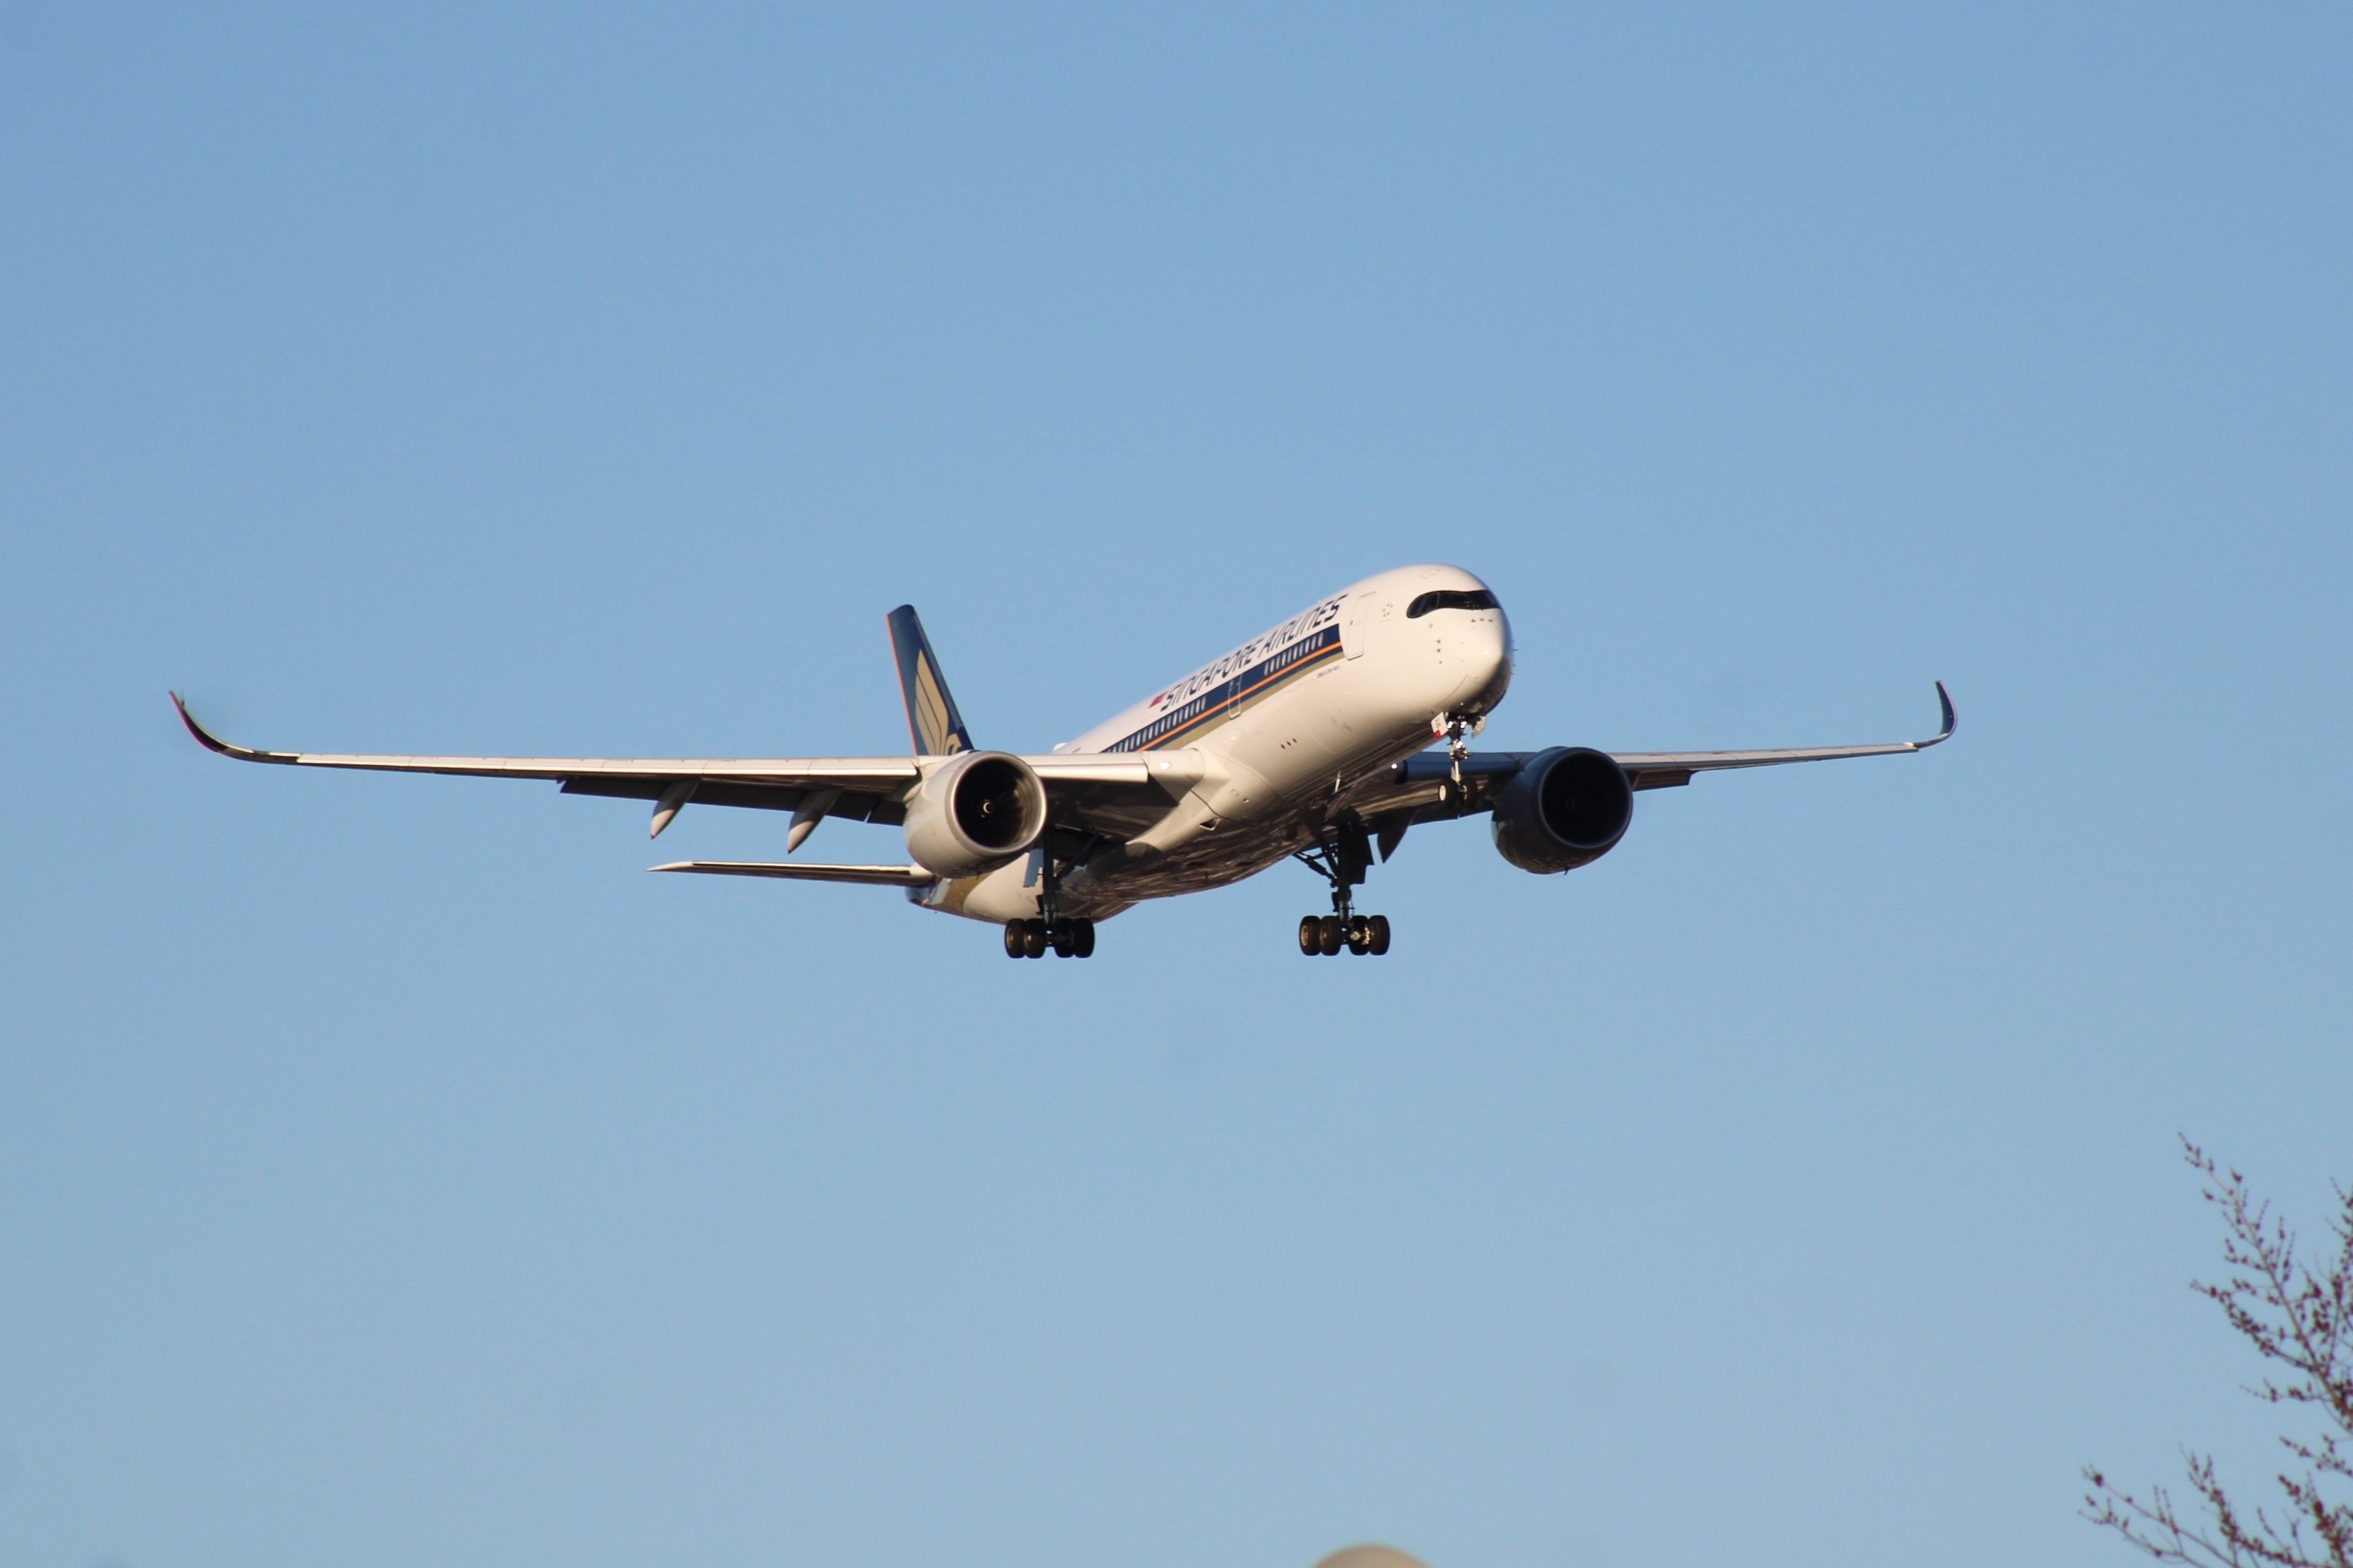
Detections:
[884, 604, 975, 756]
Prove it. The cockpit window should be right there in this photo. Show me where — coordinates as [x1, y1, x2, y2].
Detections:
[1405, 587, 1499, 619]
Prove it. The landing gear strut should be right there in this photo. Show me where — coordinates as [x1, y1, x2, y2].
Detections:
[1292, 815, 1392, 957]
[1003, 850, 1097, 959]
[1432, 710, 1483, 785]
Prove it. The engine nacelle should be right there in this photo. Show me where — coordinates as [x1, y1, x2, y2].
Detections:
[1490, 746, 1633, 874]
[901, 750, 1049, 878]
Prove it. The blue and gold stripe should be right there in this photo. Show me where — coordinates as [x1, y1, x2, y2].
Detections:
[1108, 626, 1345, 753]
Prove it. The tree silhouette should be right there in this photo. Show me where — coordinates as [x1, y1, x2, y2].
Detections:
[2085, 1140, 2353, 1567]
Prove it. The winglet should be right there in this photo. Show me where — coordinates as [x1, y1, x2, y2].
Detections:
[1922, 680, 1957, 749]
[170, 692, 298, 764]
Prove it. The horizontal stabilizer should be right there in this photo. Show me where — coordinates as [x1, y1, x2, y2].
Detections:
[649, 860, 935, 887]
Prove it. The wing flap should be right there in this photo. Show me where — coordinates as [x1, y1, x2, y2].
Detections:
[554, 776, 905, 824]
[1028, 756, 1153, 785]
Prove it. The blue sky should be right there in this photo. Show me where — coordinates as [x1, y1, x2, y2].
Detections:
[4, 6, 2349, 1566]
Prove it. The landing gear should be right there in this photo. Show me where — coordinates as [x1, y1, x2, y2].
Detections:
[1432, 710, 1484, 785]
[1317, 914, 1344, 955]
[1292, 816, 1394, 957]
[1003, 846, 1097, 959]
[1003, 917, 1094, 959]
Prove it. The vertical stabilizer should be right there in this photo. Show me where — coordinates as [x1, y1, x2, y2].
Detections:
[884, 605, 975, 756]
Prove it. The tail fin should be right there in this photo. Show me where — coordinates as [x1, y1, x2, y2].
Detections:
[884, 604, 975, 756]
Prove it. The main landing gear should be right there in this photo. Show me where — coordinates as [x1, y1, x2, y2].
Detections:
[1003, 918, 1095, 959]
[1297, 911, 1391, 956]
[1292, 814, 1393, 957]
[1004, 850, 1095, 958]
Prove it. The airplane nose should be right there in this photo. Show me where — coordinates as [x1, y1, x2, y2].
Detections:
[1454, 617, 1512, 711]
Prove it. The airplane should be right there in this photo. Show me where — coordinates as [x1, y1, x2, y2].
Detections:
[173, 563, 1952, 959]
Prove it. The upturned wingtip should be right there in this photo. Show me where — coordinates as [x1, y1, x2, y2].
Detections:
[1926, 680, 1956, 747]
[172, 691, 228, 754]
[169, 694, 294, 763]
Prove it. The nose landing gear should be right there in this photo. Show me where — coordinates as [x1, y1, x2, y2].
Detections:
[1432, 710, 1484, 785]
[1292, 815, 1393, 957]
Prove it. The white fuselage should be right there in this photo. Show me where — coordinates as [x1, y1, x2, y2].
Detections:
[921, 564, 1513, 923]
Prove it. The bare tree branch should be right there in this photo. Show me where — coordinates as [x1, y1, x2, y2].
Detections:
[2085, 1140, 2353, 1568]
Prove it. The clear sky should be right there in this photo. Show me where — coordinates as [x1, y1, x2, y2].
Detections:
[3, 6, 2349, 1567]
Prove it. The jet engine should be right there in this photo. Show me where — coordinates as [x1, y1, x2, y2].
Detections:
[901, 750, 1050, 878]
[1489, 746, 1633, 874]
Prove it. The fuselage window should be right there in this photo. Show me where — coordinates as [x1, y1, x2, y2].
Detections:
[1405, 588, 1500, 619]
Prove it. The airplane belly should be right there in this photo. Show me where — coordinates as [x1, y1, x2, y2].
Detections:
[1085, 820, 1306, 903]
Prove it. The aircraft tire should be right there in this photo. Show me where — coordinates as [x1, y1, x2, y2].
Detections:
[1004, 922, 1027, 959]
[1022, 921, 1049, 959]
[1345, 917, 1371, 955]
[1298, 916, 1321, 955]
[1073, 919, 1096, 958]
[1367, 914, 1391, 955]
[1051, 922, 1077, 958]
[1317, 915, 1344, 956]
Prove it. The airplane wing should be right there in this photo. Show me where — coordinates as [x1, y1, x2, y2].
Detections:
[171, 694, 1157, 833]
[1607, 679, 1955, 790]
[1353, 681, 1954, 827]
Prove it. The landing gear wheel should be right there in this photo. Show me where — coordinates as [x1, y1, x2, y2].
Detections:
[1004, 922, 1028, 959]
[1292, 814, 1383, 960]
[1072, 919, 1096, 958]
[1021, 920, 1048, 959]
[1051, 922, 1076, 958]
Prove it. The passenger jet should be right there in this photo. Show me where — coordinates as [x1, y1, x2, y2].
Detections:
[175, 564, 1952, 958]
